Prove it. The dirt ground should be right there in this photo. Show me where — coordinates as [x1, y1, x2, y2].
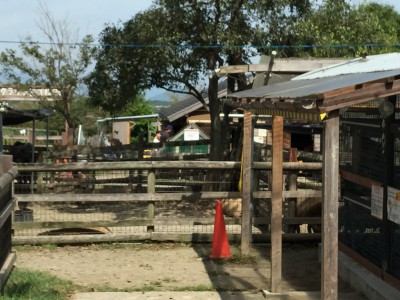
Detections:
[13, 242, 358, 293]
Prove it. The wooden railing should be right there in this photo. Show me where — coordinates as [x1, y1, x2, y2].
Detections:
[13, 160, 322, 244]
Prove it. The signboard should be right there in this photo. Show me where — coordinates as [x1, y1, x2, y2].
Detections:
[371, 185, 383, 220]
[184, 129, 199, 141]
[388, 186, 400, 225]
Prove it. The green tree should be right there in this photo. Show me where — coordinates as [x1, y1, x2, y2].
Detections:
[295, 0, 400, 58]
[122, 94, 155, 144]
[87, 0, 313, 160]
[0, 4, 95, 146]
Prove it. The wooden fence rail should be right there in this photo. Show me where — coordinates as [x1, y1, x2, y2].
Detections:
[13, 160, 322, 244]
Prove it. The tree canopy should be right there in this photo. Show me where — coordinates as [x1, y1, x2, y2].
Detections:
[0, 4, 96, 145]
[295, 0, 400, 57]
[87, 0, 314, 159]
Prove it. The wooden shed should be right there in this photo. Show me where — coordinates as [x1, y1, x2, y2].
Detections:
[226, 53, 400, 299]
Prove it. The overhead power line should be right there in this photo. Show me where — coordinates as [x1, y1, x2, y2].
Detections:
[0, 40, 400, 49]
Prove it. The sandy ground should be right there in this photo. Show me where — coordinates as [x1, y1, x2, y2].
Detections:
[13, 242, 361, 294]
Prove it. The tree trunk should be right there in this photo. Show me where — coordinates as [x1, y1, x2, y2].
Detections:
[208, 76, 223, 161]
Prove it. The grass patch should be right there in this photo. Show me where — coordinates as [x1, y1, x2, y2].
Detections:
[1, 268, 77, 300]
[172, 284, 215, 291]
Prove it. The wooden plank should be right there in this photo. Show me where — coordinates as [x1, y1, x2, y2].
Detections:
[253, 190, 322, 199]
[12, 234, 152, 245]
[17, 160, 241, 172]
[322, 113, 339, 300]
[16, 191, 243, 203]
[0, 252, 16, 292]
[13, 219, 153, 230]
[270, 115, 283, 293]
[253, 161, 322, 170]
[322, 79, 400, 112]
[219, 59, 345, 74]
[340, 169, 382, 188]
[15, 190, 320, 203]
[253, 216, 321, 225]
[13, 217, 240, 230]
[219, 65, 249, 74]
[0, 199, 15, 229]
[0, 167, 17, 191]
[241, 111, 253, 255]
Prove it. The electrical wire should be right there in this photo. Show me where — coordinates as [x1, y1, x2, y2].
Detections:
[0, 40, 400, 50]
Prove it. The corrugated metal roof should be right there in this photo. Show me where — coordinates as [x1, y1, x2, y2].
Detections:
[159, 80, 228, 122]
[294, 53, 400, 80]
[229, 68, 400, 101]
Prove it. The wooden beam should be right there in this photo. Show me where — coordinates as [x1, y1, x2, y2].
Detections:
[321, 113, 339, 300]
[321, 79, 400, 111]
[270, 115, 284, 293]
[241, 111, 253, 255]
[218, 59, 345, 74]
[16, 191, 243, 202]
[340, 169, 382, 188]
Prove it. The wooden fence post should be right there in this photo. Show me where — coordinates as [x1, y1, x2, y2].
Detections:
[241, 111, 253, 255]
[322, 113, 339, 300]
[287, 148, 298, 233]
[271, 115, 283, 293]
[147, 169, 155, 232]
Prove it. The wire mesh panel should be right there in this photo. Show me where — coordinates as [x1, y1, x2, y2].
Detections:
[13, 162, 243, 238]
[339, 96, 400, 283]
[339, 200, 382, 267]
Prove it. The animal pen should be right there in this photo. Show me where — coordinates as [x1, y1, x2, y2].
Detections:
[226, 53, 400, 299]
[10, 53, 400, 299]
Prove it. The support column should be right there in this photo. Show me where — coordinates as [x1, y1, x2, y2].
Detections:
[271, 115, 283, 293]
[241, 111, 253, 255]
[322, 112, 339, 300]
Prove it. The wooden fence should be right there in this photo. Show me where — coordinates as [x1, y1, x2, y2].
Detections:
[0, 156, 17, 292]
[13, 160, 322, 245]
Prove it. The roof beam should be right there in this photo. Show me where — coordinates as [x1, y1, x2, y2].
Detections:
[218, 59, 345, 74]
[321, 79, 400, 111]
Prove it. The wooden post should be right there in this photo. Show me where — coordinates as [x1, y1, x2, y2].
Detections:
[321, 112, 339, 300]
[241, 111, 253, 255]
[381, 96, 395, 277]
[147, 170, 155, 232]
[270, 115, 283, 293]
[287, 148, 298, 233]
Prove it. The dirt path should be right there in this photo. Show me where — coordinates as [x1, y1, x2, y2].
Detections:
[14, 242, 353, 293]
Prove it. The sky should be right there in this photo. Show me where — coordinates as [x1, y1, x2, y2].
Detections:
[0, 0, 400, 98]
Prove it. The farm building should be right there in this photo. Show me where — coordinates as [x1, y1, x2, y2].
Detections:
[226, 52, 400, 299]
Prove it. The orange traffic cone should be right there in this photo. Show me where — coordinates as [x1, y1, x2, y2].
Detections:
[210, 200, 232, 258]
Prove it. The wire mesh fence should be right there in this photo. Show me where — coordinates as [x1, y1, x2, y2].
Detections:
[339, 96, 400, 282]
[13, 159, 322, 242]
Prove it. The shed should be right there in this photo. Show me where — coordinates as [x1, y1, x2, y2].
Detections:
[226, 53, 400, 299]
[164, 123, 210, 155]
[0, 106, 54, 156]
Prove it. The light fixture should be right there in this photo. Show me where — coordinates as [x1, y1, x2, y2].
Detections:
[379, 99, 394, 118]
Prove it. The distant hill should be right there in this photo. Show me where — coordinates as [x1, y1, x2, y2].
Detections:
[148, 99, 172, 113]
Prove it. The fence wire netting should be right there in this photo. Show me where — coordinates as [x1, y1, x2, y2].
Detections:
[339, 96, 400, 281]
[13, 165, 243, 237]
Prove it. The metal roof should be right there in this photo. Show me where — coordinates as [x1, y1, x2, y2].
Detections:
[3, 108, 54, 125]
[294, 53, 400, 80]
[228, 53, 400, 113]
[158, 80, 228, 122]
[229, 68, 400, 101]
